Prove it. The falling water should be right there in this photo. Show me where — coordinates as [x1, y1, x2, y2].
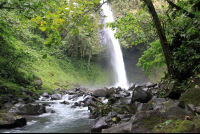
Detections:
[100, 1, 129, 89]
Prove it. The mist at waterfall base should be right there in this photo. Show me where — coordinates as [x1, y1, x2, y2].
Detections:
[99, 1, 130, 89]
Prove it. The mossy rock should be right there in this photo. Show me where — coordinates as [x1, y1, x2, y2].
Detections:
[179, 88, 200, 106]
[172, 120, 195, 133]
[131, 110, 168, 133]
[193, 118, 200, 133]
[153, 118, 200, 133]
[0, 112, 27, 128]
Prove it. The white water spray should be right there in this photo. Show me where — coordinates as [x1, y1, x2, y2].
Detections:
[100, 1, 129, 89]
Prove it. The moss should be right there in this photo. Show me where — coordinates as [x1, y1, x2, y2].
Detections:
[193, 118, 200, 133]
[179, 88, 200, 106]
[143, 116, 167, 130]
[172, 120, 195, 133]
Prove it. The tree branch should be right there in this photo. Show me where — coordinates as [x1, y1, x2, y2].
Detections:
[166, 0, 195, 18]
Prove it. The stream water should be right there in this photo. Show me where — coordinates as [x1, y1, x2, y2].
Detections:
[0, 95, 96, 133]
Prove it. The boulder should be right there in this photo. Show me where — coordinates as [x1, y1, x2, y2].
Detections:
[51, 93, 62, 100]
[0, 113, 27, 129]
[195, 106, 200, 114]
[9, 103, 46, 115]
[83, 97, 94, 107]
[102, 121, 132, 133]
[145, 82, 157, 88]
[92, 88, 107, 98]
[90, 117, 110, 133]
[131, 110, 168, 133]
[131, 87, 153, 103]
[60, 101, 70, 105]
[42, 92, 49, 98]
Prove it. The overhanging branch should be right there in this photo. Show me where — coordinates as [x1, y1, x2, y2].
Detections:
[166, 0, 195, 18]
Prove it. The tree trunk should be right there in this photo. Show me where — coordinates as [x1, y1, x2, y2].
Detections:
[142, 0, 172, 76]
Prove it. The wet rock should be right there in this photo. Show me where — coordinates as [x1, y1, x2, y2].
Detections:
[131, 87, 153, 103]
[9, 103, 46, 115]
[60, 101, 70, 105]
[92, 88, 107, 98]
[145, 82, 157, 88]
[128, 83, 136, 91]
[0, 113, 27, 129]
[42, 92, 49, 98]
[66, 91, 76, 95]
[90, 117, 110, 133]
[51, 93, 62, 100]
[74, 102, 81, 107]
[105, 87, 115, 98]
[83, 97, 94, 107]
[71, 105, 76, 108]
[51, 110, 56, 113]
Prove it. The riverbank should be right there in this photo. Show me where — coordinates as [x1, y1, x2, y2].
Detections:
[1, 74, 200, 133]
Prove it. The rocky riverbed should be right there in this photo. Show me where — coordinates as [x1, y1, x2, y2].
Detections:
[0, 77, 200, 133]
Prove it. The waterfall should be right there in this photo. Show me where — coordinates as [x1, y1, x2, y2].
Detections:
[100, 1, 129, 89]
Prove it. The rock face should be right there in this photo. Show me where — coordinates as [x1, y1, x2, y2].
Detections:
[9, 103, 46, 115]
[0, 113, 27, 129]
[131, 87, 153, 103]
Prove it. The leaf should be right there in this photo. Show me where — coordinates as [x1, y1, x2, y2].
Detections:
[42, 54, 47, 59]
[39, 27, 47, 31]
[112, 117, 117, 122]
[165, 120, 172, 125]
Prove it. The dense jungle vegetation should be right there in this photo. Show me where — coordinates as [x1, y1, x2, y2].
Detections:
[0, 0, 200, 96]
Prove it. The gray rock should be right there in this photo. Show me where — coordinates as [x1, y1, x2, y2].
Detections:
[0, 113, 27, 129]
[51, 93, 62, 100]
[102, 121, 132, 133]
[60, 101, 70, 105]
[4, 102, 13, 109]
[128, 83, 136, 91]
[91, 117, 110, 133]
[195, 106, 200, 114]
[164, 107, 195, 117]
[92, 88, 107, 97]
[188, 104, 195, 112]
[145, 82, 157, 88]
[9, 103, 46, 115]
[35, 80, 42, 86]
[43, 92, 49, 97]
[131, 87, 153, 103]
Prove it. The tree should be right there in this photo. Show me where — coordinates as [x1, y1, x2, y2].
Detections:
[142, 0, 172, 76]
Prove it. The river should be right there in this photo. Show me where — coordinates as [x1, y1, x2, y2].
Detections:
[0, 95, 96, 133]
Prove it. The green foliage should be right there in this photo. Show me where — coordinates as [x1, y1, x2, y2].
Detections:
[137, 40, 166, 75]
